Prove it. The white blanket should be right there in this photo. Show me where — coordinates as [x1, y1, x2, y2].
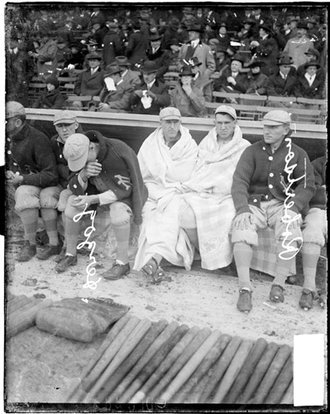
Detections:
[134, 126, 199, 270]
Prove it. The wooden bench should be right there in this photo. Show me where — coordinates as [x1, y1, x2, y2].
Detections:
[212, 91, 241, 104]
[256, 106, 323, 124]
[239, 93, 268, 106]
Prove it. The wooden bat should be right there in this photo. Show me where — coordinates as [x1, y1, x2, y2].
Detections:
[280, 380, 293, 404]
[264, 353, 293, 404]
[67, 313, 132, 402]
[129, 326, 202, 403]
[223, 337, 268, 403]
[106, 321, 181, 403]
[82, 315, 140, 395]
[199, 335, 242, 403]
[159, 330, 222, 403]
[117, 323, 189, 403]
[95, 320, 168, 403]
[172, 333, 231, 403]
[237, 341, 279, 404]
[247, 344, 292, 404]
[212, 339, 254, 403]
[87, 318, 152, 402]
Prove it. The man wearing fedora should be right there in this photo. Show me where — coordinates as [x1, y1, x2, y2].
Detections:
[73, 51, 104, 108]
[178, 24, 215, 80]
[231, 109, 315, 313]
[283, 20, 314, 68]
[98, 64, 134, 112]
[115, 55, 141, 89]
[169, 64, 206, 117]
[103, 20, 124, 67]
[129, 60, 170, 115]
[265, 54, 297, 99]
[145, 27, 171, 79]
[214, 54, 248, 95]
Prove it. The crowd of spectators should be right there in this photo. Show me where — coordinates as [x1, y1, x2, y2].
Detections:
[5, 4, 327, 116]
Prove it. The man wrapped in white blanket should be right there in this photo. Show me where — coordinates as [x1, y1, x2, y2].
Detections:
[134, 106, 250, 282]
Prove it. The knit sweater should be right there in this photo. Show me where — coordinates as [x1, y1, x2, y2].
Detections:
[232, 139, 315, 215]
[68, 130, 148, 225]
[7, 123, 58, 188]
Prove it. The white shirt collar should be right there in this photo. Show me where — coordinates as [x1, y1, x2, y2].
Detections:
[121, 69, 128, 77]
[147, 79, 156, 89]
[191, 39, 200, 48]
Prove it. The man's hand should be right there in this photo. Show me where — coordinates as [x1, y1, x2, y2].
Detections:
[227, 76, 237, 85]
[134, 90, 144, 98]
[84, 161, 102, 178]
[98, 102, 110, 112]
[72, 195, 99, 208]
[233, 212, 254, 231]
[182, 84, 193, 96]
[6, 171, 23, 186]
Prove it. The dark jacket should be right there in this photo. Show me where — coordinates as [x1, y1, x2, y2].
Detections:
[266, 68, 297, 97]
[214, 68, 249, 93]
[129, 79, 170, 115]
[34, 88, 66, 109]
[308, 156, 326, 210]
[254, 35, 279, 76]
[145, 47, 172, 79]
[246, 71, 269, 95]
[74, 67, 104, 96]
[7, 123, 58, 188]
[68, 130, 148, 225]
[126, 30, 149, 66]
[103, 31, 124, 66]
[294, 73, 325, 99]
[231, 139, 315, 215]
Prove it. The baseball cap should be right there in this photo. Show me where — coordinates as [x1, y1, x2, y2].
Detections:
[63, 133, 90, 172]
[262, 110, 291, 126]
[6, 101, 26, 119]
[53, 110, 77, 126]
[159, 107, 181, 121]
[215, 105, 237, 120]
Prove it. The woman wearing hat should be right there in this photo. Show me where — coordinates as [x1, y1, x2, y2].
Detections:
[169, 64, 206, 117]
[249, 24, 279, 76]
[294, 61, 325, 99]
[33, 75, 66, 109]
[246, 60, 268, 95]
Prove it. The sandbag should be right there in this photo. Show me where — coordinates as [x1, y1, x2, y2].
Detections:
[35, 297, 130, 343]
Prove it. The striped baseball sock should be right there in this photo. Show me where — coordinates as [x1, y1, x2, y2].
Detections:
[41, 208, 59, 246]
[273, 246, 296, 287]
[65, 216, 80, 256]
[112, 221, 130, 264]
[233, 242, 253, 290]
[19, 208, 39, 245]
[301, 242, 320, 292]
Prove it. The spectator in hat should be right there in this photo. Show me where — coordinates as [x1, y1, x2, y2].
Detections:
[208, 38, 220, 60]
[82, 38, 101, 70]
[167, 38, 182, 71]
[129, 60, 170, 115]
[246, 60, 268, 95]
[213, 46, 231, 77]
[73, 51, 104, 107]
[249, 24, 279, 76]
[146, 27, 172, 79]
[283, 21, 314, 68]
[98, 64, 135, 112]
[55, 36, 71, 65]
[5, 101, 61, 262]
[216, 23, 232, 56]
[231, 109, 315, 313]
[294, 61, 325, 99]
[103, 20, 124, 67]
[89, 16, 109, 47]
[214, 55, 249, 94]
[161, 17, 180, 50]
[265, 54, 297, 100]
[296, 47, 325, 80]
[126, 20, 149, 67]
[169, 64, 206, 117]
[300, 155, 327, 310]
[178, 24, 216, 80]
[115, 55, 141, 89]
[33, 75, 66, 109]
[64, 42, 85, 71]
[185, 57, 213, 102]
[57, 131, 147, 278]
[237, 18, 257, 42]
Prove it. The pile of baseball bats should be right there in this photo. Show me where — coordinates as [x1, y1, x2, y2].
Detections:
[6, 294, 53, 339]
[67, 314, 293, 404]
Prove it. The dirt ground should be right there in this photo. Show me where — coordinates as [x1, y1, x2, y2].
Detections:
[4, 219, 327, 405]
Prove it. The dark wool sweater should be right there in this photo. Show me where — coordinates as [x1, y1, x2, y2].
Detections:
[68, 130, 148, 225]
[232, 139, 315, 215]
[309, 155, 326, 210]
[7, 123, 58, 188]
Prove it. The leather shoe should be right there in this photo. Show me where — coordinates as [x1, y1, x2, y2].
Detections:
[299, 289, 314, 310]
[54, 247, 66, 263]
[237, 288, 252, 313]
[17, 241, 36, 262]
[37, 244, 62, 260]
[269, 284, 285, 303]
[55, 255, 77, 273]
[103, 262, 130, 280]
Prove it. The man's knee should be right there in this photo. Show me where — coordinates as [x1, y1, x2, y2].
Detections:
[109, 202, 132, 226]
[64, 195, 81, 219]
[14, 185, 41, 212]
[40, 186, 61, 209]
[57, 188, 73, 212]
[231, 228, 258, 246]
[302, 208, 326, 246]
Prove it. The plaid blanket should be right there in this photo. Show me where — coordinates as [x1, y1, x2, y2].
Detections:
[251, 227, 296, 277]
